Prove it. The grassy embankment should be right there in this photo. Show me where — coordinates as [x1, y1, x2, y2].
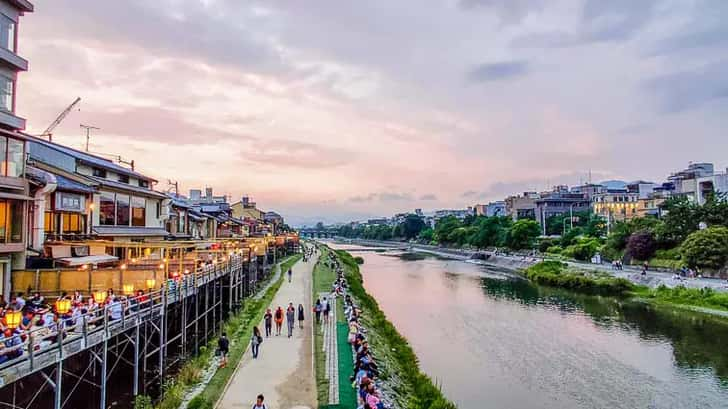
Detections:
[312, 246, 353, 408]
[142, 254, 302, 409]
[334, 249, 457, 409]
[524, 260, 728, 314]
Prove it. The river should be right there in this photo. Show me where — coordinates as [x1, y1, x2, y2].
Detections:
[329, 243, 728, 409]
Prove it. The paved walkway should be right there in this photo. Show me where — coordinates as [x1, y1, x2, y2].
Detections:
[217, 254, 317, 409]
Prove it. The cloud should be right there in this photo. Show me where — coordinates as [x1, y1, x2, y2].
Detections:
[645, 60, 728, 113]
[467, 61, 529, 82]
[240, 140, 355, 169]
[461, 191, 479, 198]
[512, 0, 656, 48]
[348, 193, 377, 203]
[457, 0, 546, 24]
[347, 192, 415, 203]
[419, 194, 438, 201]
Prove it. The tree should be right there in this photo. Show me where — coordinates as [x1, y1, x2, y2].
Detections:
[681, 226, 728, 270]
[626, 231, 657, 261]
[315, 221, 325, 231]
[505, 219, 541, 250]
[659, 197, 701, 246]
[433, 216, 462, 245]
[469, 216, 510, 249]
[399, 214, 427, 240]
[418, 227, 434, 242]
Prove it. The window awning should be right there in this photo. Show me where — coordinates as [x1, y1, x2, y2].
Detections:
[0, 192, 34, 200]
[56, 254, 119, 267]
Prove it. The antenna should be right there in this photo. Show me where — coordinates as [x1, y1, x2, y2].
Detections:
[80, 124, 100, 152]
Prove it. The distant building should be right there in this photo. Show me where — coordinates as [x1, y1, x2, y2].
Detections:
[695, 169, 728, 205]
[534, 190, 590, 231]
[434, 208, 472, 221]
[626, 181, 658, 199]
[367, 218, 389, 226]
[485, 201, 506, 217]
[505, 192, 539, 221]
[592, 189, 640, 222]
[668, 162, 715, 202]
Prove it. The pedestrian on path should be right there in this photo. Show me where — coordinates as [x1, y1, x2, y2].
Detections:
[287, 267, 293, 283]
[252, 394, 267, 409]
[218, 332, 229, 368]
[323, 297, 331, 324]
[274, 306, 284, 336]
[314, 298, 322, 324]
[286, 303, 295, 338]
[251, 326, 262, 359]
[264, 308, 273, 337]
[298, 303, 305, 329]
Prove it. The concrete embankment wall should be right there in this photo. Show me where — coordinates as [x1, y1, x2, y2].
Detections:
[337, 238, 537, 272]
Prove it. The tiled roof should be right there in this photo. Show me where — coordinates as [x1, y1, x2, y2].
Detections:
[56, 174, 96, 194]
[88, 176, 167, 199]
[93, 226, 169, 237]
[25, 134, 156, 182]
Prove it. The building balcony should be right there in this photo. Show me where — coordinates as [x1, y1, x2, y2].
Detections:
[0, 109, 25, 130]
[0, 47, 28, 71]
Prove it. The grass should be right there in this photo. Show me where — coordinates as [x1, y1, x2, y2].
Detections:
[632, 285, 728, 313]
[333, 248, 457, 409]
[313, 247, 332, 405]
[158, 253, 302, 409]
[522, 261, 634, 296]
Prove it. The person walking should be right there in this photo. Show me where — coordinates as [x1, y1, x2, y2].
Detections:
[286, 303, 295, 338]
[264, 308, 273, 337]
[287, 267, 293, 283]
[314, 298, 322, 324]
[251, 326, 262, 359]
[297, 303, 305, 329]
[323, 297, 331, 324]
[218, 332, 230, 368]
[252, 394, 267, 409]
[274, 306, 284, 336]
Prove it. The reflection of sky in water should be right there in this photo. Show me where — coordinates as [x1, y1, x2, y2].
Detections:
[332, 244, 728, 409]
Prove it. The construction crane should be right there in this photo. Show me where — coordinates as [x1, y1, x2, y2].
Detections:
[39, 97, 81, 141]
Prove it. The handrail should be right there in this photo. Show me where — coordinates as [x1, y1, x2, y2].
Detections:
[0, 254, 247, 374]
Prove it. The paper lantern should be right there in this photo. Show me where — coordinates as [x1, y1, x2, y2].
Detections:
[94, 291, 108, 304]
[55, 299, 72, 315]
[123, 284, 134, 295]
[146, 279, 156, 289]
[5, 310, 21, 329]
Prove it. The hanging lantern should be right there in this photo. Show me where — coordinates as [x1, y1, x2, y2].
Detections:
[5, 310, 21, 329]
[158, 263, 165, 270]
[123, 284, 134, 295]
[120, 263, 128, 270]
[94, 291, 108, 304]
[146, 278, 156, 289]
[55, 299, 72, 315]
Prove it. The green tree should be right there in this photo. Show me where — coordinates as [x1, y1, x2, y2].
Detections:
[399, 214, 427, 240]
[434, 216, 462, 245]
[505, 219, 541, 250]
[418, 227, 434, 242]
[469, 216, 510, 248]
[681, 226, 728, 270]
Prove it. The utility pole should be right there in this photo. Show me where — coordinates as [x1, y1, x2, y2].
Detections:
[80, 124, 100, 152]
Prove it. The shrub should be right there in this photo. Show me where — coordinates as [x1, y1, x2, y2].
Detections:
[626, 231, 657, 261]
[538, 237, 557, 253]
[524, 262, 633, 295]
[654, 247, 681, 260]
[133, 395, 153, 409]
[681, 226, 728, 270]
[546, 245, 563, 254]
[563, 238, 600, 261]
[187, 396, 213, 409]
[354, 256, 365, 265]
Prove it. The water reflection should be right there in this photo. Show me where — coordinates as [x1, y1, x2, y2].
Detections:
[337, 245, 728, 409]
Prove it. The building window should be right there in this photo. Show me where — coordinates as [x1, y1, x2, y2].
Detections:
[0, 76, 12, 112]
[99, 192, 115, 225]
[56, 192, 85, 212]
[115, 194, 130, 226]
[92, 167, 107, 178]
[0, 200, 23, 243]
[131, 196, 145, 227]
[44, 211, 55, 234]
[0, 14, 15, 52]
[0, 136, 24, 177]
[118, 174, 129, 184]
[61, 213, 85, 234]
[138, 180, 149, 188]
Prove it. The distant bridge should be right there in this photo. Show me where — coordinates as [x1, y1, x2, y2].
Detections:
[298, 228, 338, 238]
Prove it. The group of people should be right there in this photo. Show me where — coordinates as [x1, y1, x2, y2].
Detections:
[318, 250, 387, 409]
[0, 289, 152, 364]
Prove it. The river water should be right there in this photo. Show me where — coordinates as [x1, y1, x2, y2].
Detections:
[330, 244, 728, 409]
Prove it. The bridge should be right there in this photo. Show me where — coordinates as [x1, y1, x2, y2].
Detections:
[299, 228, 338, 238]
[0, 249, 290, 409]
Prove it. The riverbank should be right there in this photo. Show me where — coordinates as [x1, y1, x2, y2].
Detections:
[160, 254, 302, 409]
[330, 246, 457, 409]
[337, 238, 728, 292]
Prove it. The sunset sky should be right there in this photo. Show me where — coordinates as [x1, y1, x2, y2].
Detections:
[17, 0, 728, 226]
